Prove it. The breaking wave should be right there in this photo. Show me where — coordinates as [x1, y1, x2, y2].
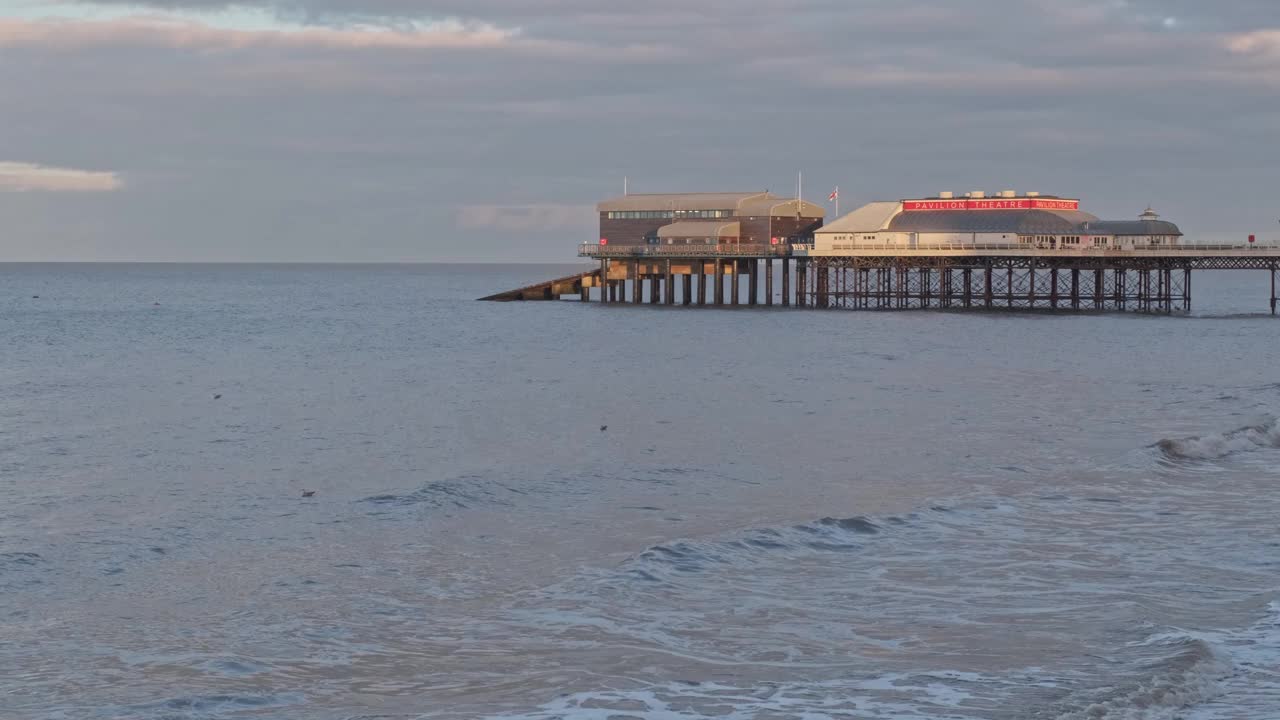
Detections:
[619, 514, 891, 583]
[1053, 635, 1229, 720]
[1155, 418, 1280, 460]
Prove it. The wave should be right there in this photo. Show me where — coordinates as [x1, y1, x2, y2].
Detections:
[0, 551, 42, 567]
[1155, 418, 1280, 460]
[1053, 635, 1229, 720]
[360, 476, 512, 510]
[620, 514, 893, 583]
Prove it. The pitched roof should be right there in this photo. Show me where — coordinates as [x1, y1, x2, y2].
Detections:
[597, 192, 765, 212]
[736, 196, 824, 218]
[816, 202, 903, 233]
[597, 192, 824, 217]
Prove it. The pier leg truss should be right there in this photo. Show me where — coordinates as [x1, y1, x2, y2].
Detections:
[799, 257, 1279, 314]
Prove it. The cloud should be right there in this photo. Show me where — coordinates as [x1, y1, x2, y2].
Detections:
[456, 204, 594, 233]
[1225, 29, 1280, 59]
[0, 162, 123, 192]
[4, 0, 1280, 260]
[0, 4, 521, 50]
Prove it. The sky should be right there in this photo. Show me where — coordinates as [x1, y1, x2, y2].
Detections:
[1, 0, 1279, 262]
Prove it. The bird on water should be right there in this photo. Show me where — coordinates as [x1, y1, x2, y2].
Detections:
[302, 490, 316, 497]
[600, 425, 608, 432]
[213, 394, 222, 400]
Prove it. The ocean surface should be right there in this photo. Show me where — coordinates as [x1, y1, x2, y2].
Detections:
[2, 262, 1279, 720]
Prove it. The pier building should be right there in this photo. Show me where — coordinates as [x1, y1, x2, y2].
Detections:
[815, 192, 1182, 251]
[598, 192, 824, 246]
[481, 188, 1280, 314]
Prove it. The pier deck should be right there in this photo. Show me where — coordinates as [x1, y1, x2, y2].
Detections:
[482, 243, 1280, 314]
[478, 269, 600, 302]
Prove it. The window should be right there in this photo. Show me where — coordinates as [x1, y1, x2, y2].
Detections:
[609, 209, 731, 220]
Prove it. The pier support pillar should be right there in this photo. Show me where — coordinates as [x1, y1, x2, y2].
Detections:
[731, 261, 740, 305]
[698, 262, 708, 306]
[782, 258, 791, 307]
[1184, 268, 1192, 312]
[714, 260, 724, 306]
[632, 261, 642, 304]
[1094, 270, 1104, 311]
[797, 261, 808, 307]
[1272, 265, 1277, 315]
[984, 266, 993, 309]
[649, 275, 659, 305]
[817, 263, 829, 308]
[1071, 268, 1080, 310]
[749, 260, 759, 306]
[665, 260, 674, 305]
[765, 259, 774, 306]
[1050, 268, 1059, 310]
[683, 273, 692, 306]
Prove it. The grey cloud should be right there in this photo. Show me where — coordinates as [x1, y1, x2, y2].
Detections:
[3, 0, 1280, 260]
[0, 162, 123, 192]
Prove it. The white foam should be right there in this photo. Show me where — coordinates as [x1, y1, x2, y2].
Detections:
[1158, 418, 1280, 461]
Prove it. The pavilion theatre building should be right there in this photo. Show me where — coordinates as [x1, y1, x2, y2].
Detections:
[814, 191, 1182, 252]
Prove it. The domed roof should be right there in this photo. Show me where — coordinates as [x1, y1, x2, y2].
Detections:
[887, 209, 1101, 235]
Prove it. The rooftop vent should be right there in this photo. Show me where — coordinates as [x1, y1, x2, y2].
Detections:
[1026, 191, 1040, 197]
[970, 191, 986, 199]
[939, 191, 954, 199]
[1000, 190, 1017, 198]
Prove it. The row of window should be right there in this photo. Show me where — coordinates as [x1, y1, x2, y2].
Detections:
[606, 209, 734, 220]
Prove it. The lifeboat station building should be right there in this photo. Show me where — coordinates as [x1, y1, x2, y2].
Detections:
[814, 191, 1182, 253]
[598, 192, 824, 247]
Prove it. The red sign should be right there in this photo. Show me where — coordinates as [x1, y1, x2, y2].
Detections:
[770, 237, 780, 245]
[902, 198, 1080, 212]
[1249, 235, 1256, 244]
[599, 238, 608, 245]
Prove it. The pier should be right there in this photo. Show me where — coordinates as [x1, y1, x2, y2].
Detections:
[480, 190, 1280, 314]
[567, 243, 1280, 314]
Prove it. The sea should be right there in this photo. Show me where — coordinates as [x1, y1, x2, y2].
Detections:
[2, 262, 1279, 720]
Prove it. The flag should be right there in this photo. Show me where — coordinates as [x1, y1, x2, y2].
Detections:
[828, 187, 839, 202]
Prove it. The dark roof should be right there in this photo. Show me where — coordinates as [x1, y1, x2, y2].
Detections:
[1082, 220, 1182, 236]
[597, 192, 823, 217]
[888, 210, 1101, 235]
[598, 192, 765, 212]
